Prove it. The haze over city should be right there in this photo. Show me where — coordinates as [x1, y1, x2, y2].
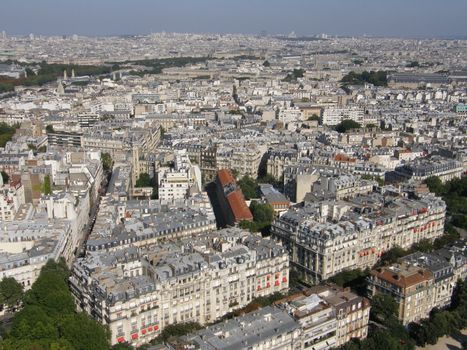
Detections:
[1, 0, 467, 38]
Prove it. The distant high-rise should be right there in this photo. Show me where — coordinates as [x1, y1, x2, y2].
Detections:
[1, 31, 6, 40]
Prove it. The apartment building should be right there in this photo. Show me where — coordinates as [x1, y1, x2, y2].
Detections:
[272, 192, 446, 282]
[70, 228, 289, 346]
[158, 150, 201, 201]
[0, 180, 25, 221]
[312, 174, 374, 200]
[394, 156, 463, 183]
[322, 107, 365, 126]
[368, 263, 434, 325]
[174, 306, 302, 350]
[267, 149, 299, 180]
[216, 146, 264, 179]
[171, 284, 369, 350]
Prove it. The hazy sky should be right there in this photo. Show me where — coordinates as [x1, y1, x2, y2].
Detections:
[1, 0, 466, 38]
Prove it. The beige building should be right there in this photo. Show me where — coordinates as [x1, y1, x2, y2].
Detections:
[368, 250, 458, 325]
[368, 264, 434, 325]
[272, 193, 446, 283]
[70, 228, 289, 347]
[216, 146, 264, 179]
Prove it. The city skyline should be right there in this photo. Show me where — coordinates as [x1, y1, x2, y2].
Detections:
[1, 0, 467, 38]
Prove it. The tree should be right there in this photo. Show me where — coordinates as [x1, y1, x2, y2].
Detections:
[45, 124, 55, 133]
[250, 201, 274, 226]
[157, 322, 202, 342]
[377, 246, 408, 267]
[307, 114, 320, 122]
[0, 277, 23, 311]
[101, 152, 113, 172]
[42, 175, 52, 195]
[262, 60, 270, 67]
[335, 120, 361, 133]
[341, 70, 387, 86]
[370, 294, 398, 323]
[135, 173, 152, 188]
[425, 176, 444, 196]
[59, 313, 110, 350]
[328, 268, 369, 296]
[1, 170, 9, 184]
[411, 239, 434, 253]
[0, 123, 18, 147]
[1, 260, 111, 349]
[237, 175, 257, 200]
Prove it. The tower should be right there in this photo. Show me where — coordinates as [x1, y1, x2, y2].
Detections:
[63, 70, 68, 80]
[71, 69, 75, 78]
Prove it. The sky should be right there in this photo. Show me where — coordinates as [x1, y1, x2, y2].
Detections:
[1, 0, 466, 38]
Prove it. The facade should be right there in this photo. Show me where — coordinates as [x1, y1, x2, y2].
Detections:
[176, 306, 302, 350]
[322, 107, 365, 126]
[267, 149, 299, 181]
[394, 156, 463, 183]
[170, 285, 369, 350]
[312, 174, 374, 200]
[70, 228, 289, 346]
[272, 192, 446, 282]
[158, 150, 201, 201]
[216, 146, 264, 179]
[368, 264, 434, 325]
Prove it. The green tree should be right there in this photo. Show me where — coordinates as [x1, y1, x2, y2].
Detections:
[377, 246, 408, 266]
[370, 294, 398, 323]
[1, 259, 111, 349]
[157, 322, 203, 342]
[425, 176, 444, 196]
[334, 120, 361, 133]
[101, 152, 113, 172]
[135, 173, 152, 187]
[262, 60, 270, 67]
[328, 268, 369, 296]
[237, 175, 257, 200]
[42, 175, 52, 195]
[59, 313, 110, 350]
[0, 277, 23, 311]
[307, 114, 320, 122]
[0, 123, 18, 147]
[411, 238, 433, 253]
[45, 124, 55, 133]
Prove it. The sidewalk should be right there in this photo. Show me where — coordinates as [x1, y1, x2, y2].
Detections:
[416, 330, 466, 350]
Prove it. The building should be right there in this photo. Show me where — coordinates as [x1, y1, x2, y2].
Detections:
[259, 184, 290, 215]
[267, 149, 299, 180]
[368, 263, 435, 325]
[312, 174, 374, 200]
[174, 306, 302, 350]
[272, 192, 446, 282]
[47, 131, 83, 148]
[388, 73, 450, 89]
[322, 107, 365, 126]
[170, 284, 369, 350]
[158, 150, 201, 201]
[215, 169, 253, 227]
[394, 156, 463, 183]
[216, 146, 264, 179]
[70, 228, 289, 346]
